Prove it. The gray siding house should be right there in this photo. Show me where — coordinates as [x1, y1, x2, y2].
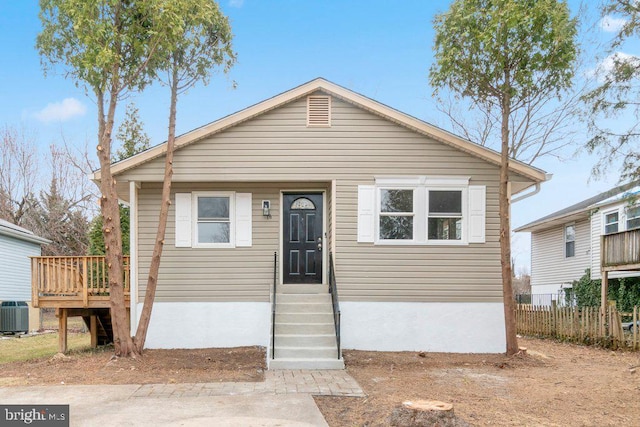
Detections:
[96, 79, 546, 368]
[0, 219, 50, 330]
[515, 181, 640, 304]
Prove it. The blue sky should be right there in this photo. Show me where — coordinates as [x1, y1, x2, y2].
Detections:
[0, 0, 637, 272]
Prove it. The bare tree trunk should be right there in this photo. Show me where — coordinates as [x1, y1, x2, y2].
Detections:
[97, 87, 137, 358]
[500, 88, 518, 356]
[134, 63, 179, 352]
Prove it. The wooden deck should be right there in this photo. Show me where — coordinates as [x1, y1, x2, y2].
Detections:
[601, 229, 640, 272]
[31, 256, 130, 352]
[600, 230, 640, 335]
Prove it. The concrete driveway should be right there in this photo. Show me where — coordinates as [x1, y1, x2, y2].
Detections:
[0, 370, 365, 426]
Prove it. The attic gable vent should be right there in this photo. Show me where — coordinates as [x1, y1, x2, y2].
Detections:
[307, 95, 331, 127]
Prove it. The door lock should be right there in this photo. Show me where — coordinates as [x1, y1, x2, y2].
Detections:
[317, 237, 322, 251]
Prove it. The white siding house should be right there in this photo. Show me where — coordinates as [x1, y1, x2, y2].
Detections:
[515, 182, 640, 302]
[0, 219, 50, 330]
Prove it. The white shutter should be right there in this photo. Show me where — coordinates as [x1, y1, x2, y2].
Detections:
[235, 193, 252, 247]
[357, 185, 376, 243]
[468, 185, 486, 243]
[175, 193, 192, 247]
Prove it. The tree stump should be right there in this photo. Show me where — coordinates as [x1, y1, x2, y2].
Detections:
[388, 400, 469, 427]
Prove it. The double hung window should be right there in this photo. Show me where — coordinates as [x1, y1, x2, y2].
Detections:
[194, 192, 234, 247]
[428, 190, 462, 240]
[626, 206, 640, 230]
[379, 189, 414, 240]
[604, 211, 619, 234]
[564, 224, 575, 258]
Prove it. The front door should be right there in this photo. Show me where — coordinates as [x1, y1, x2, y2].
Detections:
[283, 193, 323, 284]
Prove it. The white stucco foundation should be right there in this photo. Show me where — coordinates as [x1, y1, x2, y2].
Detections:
[136, 302, 271, 349]
[341, 302, 506, 353]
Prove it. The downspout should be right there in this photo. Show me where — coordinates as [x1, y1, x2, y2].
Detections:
[511, 173, 552, 203]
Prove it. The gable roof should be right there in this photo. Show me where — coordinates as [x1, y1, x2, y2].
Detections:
[514, 180, 640, 233]
[93, 77, 547, 186]
[0, 219, 51, 245]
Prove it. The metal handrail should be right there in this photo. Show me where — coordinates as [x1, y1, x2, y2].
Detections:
[271, 252, 277, 360]
[328, 252, 341, 359]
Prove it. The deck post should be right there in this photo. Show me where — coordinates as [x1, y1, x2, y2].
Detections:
[58, 308, 68, 354]
[601, 270, 608, 337]
[90, 315, 98, 348]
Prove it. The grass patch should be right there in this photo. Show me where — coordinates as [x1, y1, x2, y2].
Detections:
[0, 333, 91, 364]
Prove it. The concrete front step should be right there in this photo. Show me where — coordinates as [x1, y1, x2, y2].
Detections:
[276, 293, 331, 304]
[276, 312, 335, 324]
[275, 334, 337, 347]
[269, 358, 345, 370]
[275, 346, 338, 359]
[278, 284, 328, 294]
[276, 302, 333, 314]
[275, 322, 336, 335]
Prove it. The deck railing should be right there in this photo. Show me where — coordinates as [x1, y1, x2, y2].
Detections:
[602, 229, 640, 270]
[31, 256, 130, 308]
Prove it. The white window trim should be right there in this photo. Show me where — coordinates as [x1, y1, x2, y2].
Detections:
[602, 208, 621, 235]
[372, 177, 471, 246]
[564, 223, 576, 258]
[625, 205, 640, 230]
[426, 186, 468, 245]
[192, 191, 236, 248]
[375, 186, 418, 244]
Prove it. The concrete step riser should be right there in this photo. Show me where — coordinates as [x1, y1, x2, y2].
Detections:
[275, 347, 338, 359]
[276, 294, 332, 304]
[275, 313, 334, 323]
[275, 335, 337, 347]
[268, 359, 345, 370]
[275, 323, 335, 335]
[276, 304, 333, 314]
[278, 285, 329, 294]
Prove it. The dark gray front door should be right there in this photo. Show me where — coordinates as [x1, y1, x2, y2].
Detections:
[283, 193, 323, 284]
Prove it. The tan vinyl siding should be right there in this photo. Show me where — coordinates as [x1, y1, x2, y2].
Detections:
[130, 95, 533, 303]
[137, 182, 327, 302]
[530, 219, 590, 288]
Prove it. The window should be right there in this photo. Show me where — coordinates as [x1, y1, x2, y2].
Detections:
[428, 190, 462, 240]
[379, 189, 414, 240]
[565, 224, 575, 258]
[363, 176, 483, 245]
[604, 211, 619, 234]
[192, 192, 235, 247]
[627, 206, 640, 230]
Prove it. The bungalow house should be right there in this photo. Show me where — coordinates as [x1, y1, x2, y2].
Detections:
[0, 219, 50, 332]
[93, 78, 547, 368]
[514, 181, 640, 305]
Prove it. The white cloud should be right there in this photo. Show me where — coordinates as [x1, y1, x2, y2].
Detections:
[587, 52, 640, 82]
[229, 0, 244, 8]
[599, 15, 627, 33]
[34, 98, 86, 123]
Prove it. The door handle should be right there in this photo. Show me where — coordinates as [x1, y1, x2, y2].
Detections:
[317, 237, 322, 251]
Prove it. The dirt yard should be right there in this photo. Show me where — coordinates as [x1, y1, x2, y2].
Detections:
[1, 336, 639, 426]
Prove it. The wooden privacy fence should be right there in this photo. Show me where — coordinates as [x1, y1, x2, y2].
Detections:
[31, 256, 130, 308]
[516, 303, 639, 351]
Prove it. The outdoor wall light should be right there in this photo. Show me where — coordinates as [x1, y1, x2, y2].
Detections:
[262, 200, 271, 218]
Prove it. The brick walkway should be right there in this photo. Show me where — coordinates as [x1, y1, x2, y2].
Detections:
[131, 370, 365, 399]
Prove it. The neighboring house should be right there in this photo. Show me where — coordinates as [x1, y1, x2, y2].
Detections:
[0, 219, 50, 331]
[93, 78, 546, 368]
[515, 181, 640, 304]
